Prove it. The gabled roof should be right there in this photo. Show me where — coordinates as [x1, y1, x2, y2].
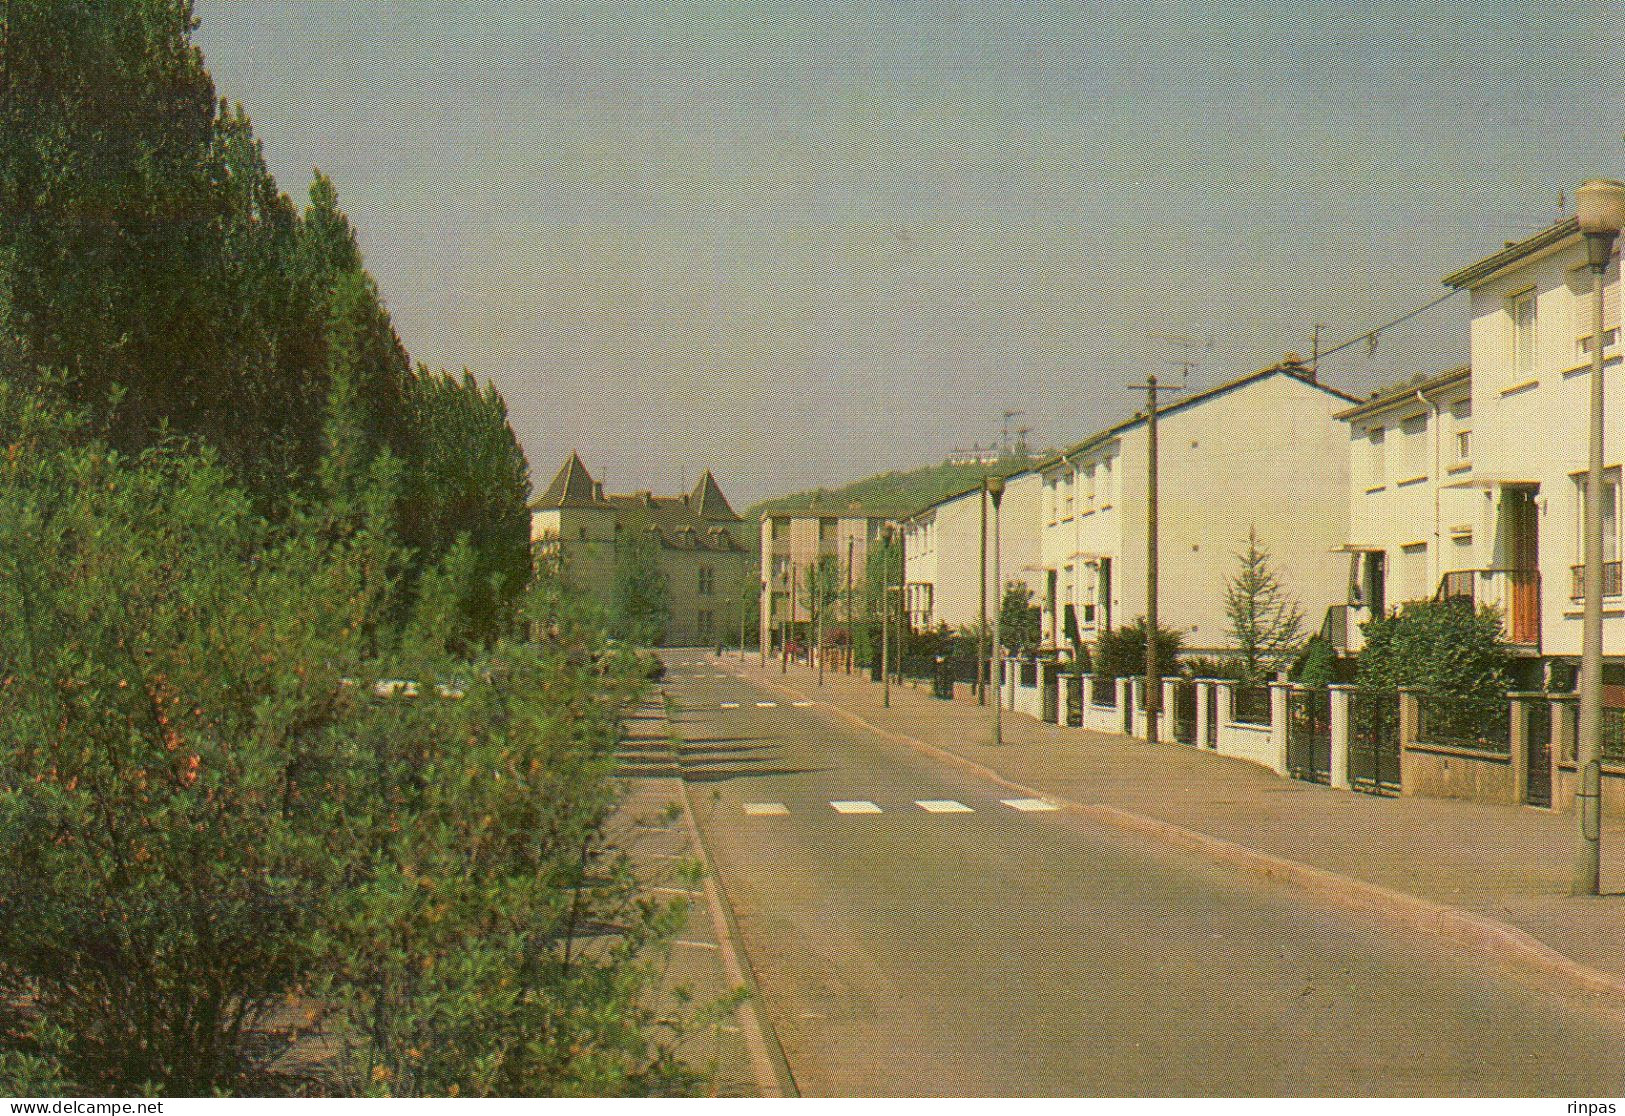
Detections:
[1334, 365, 1471, 422]
[535, 452, 606, 509]
[1033, 360, 1362, 475]
[689, 470, 741, 522]
[904, 466, 1036, 523]
[1442, 217, 1578, 290]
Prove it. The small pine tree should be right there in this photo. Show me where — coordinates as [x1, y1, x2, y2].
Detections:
[1224, 529, 1305, 683]
[998, 583, 1042, 654]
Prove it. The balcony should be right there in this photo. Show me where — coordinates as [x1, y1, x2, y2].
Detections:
[1436, 568, 1540, 648]
[1569, 561, 1624, 600]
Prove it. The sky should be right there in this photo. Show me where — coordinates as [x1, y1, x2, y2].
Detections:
[191, 1, 1625, 507]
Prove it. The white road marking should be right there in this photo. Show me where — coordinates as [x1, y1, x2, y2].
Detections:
[916, 799, 974, 813]
[830, 800, 882, 814]
[720, 702, 740, 709]
[742, 802, 790, 816]
[672, 939, 720, 950]
[790, 700, 815, 707]
[755, 701, 778, 708]
[1002, 798, 1061, 812]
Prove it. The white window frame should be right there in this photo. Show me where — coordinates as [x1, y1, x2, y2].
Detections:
[1509, 287, 1536, 380]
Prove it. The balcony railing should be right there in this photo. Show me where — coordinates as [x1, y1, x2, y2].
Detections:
[1435, 568, 1540, 647]
[1569, 561, 1624, 600]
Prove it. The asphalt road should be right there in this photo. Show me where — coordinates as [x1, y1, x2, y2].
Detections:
[659, 650, 1625, 1097]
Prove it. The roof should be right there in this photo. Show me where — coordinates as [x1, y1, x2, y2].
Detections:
[903, 467, 1036, 523]
[1033, 360, 1362, 474]
[689, 470, 741, 522]
[532, 457, 746, 552]
[534, 451, 606, 509]
[754, 496, 915, 521]
[1441, 217, 1578, 290]
[1333, 365, 1471, 421]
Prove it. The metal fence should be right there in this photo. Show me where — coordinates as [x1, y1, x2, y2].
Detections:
[1065, 674, 1084, 726]
[1602, 708, 1625, 762]
[1090, 675, 1117, 709]
[1348, 689, 1401, 795]
[1172, 680, 1197, 745]
[1415, 693, 1510, 754]
[1285, 688, 1331, 783]
[1232, 685, 1272, 727]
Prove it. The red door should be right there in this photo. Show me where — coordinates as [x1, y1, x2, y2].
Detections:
[1505, 487, 1540, 646]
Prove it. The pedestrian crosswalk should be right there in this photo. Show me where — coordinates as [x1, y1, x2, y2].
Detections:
[738, 797, 1063, 817]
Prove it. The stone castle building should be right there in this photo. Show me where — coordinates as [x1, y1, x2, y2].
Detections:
[531, 454, 753, 646]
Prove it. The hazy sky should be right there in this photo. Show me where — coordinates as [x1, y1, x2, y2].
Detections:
[192, 1, 1624, 506]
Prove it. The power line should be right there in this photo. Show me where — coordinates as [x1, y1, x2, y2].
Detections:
[1315, 289, 1461, 365]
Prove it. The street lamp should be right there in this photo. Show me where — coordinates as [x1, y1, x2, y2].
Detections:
[1574, 178, 1625, 896]
[989, 474, 1005, 745]
[881, 527, 896, 708]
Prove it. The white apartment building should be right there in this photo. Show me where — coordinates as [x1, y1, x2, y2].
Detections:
[1037, 360, 1357, 657]
[901, 471, 1042, 632]
[1430, 215, 1621, 673]
[1332, 367, 1491, 651]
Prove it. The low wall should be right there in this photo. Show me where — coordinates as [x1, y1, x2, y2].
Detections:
[1401, 742, 1517, 806]
[1553, 764, 1625, 818]
[1215, 720, 1275, 770]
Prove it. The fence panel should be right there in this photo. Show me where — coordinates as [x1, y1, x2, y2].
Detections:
[1232, 685, 1272, 727]
[1090, 675, 1117, 709]
[1172, 680, 1197, 745]
[1416, 693, 1510, 754]
[1349, 689, 1400, 795]
[1065, 674, 1084, 727]
[1285, 688, 1331, 783]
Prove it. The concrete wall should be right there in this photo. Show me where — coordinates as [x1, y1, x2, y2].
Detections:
[1400, 744, 1517, 806]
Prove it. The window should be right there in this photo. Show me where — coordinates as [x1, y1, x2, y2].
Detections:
[578, 526, 588, 541]
[1400, 542, 1429, 603]
[697, 610, 714, 639]
[1449, 399, 1471, 465]
[1083, 464, 1097, 510]
[1062, 474, 1074, 520]
[1456, 429, 1471, 462]
[1401, 414, 1428, 480]
[1367, 426, 1386, 487]
[1509, 288, 1536, 379]
[1045, 477, 1058, 525]
[1570, 257, 1620, 360]
[1574, 468, 1622, 565]
[698, 566, 714, 596]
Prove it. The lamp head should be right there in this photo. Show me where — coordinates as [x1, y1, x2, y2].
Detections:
[1577, 179, 1625, 272]
[987, 474, 1006, 505]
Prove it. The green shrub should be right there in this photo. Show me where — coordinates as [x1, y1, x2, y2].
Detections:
[1094, 618, 1183, 679]
[1356, 599, 1513, 698]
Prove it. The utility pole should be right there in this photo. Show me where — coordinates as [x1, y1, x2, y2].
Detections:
[978, 477, 989, 706]
[846, 536, 855, 673]
[1574, 179, 1625, 895]
[1126, 369, 1180, 747]
[784, 563, 796, 673]
[882, 530, 892, 708]
[989, 475, 1005, 745]
[816, 560, 825, 687]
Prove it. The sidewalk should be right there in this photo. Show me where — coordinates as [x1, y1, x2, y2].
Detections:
[614, 699, 786, 1097]
[728, 655, 1625, 996]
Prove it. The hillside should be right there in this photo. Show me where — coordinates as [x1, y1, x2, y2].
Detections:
[746, 454, 1048, 522]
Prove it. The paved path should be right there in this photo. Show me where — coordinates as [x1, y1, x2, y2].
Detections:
[659, 651, 1625, 1097]
[720, 655, 1625, 989]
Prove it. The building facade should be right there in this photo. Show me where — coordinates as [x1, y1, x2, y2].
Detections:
[901, 471, 1042, 633]
[758, 501, 903, 654]
[531, 454, 753, 647]
[1036, 360, 1358, 658]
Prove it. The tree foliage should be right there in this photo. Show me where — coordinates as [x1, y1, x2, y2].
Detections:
[1356, 599, 1513, 698]
[1094, 618, 1184, 680]
[610, 531, 671, 647]
[1223, 530, 1306, 683]
[998, 583, 1042, 654]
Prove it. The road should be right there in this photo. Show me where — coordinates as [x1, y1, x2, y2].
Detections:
[659, 650, 1625, 1097]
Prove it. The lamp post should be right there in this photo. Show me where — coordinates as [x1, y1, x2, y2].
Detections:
[989, 474, 1005, 745]
[1574, 178, 1625, 896]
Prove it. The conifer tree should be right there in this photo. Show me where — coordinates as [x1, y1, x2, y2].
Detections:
[1223, 529, 1306, 683]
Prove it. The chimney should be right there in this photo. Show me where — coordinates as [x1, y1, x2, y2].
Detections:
[593, 481, 605, 501]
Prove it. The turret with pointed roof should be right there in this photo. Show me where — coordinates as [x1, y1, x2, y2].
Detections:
[535, 452, 607, 509]
[689, 470, 741, 522]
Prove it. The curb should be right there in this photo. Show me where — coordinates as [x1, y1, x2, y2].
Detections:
[657, 690, 800, 1098]
[723, 663, 1625, 1011]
